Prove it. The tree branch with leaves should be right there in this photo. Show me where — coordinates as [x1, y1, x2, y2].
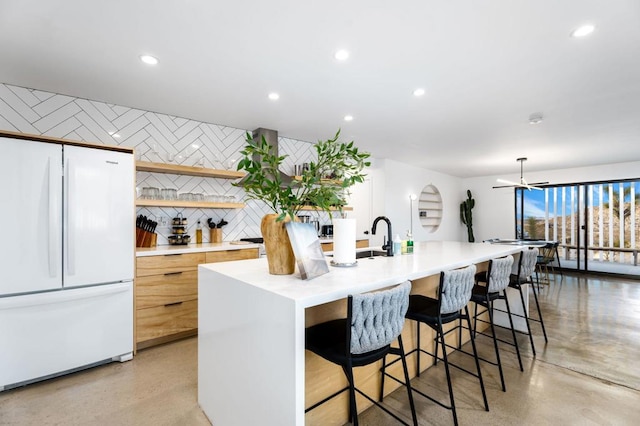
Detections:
[234, 130, 371, 221]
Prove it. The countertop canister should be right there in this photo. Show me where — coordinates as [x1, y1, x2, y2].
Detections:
[332, 218, 356, 265]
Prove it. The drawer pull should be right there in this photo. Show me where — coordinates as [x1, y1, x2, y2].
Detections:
[164, 271, 183, 276]
[164, 301, 183, 307]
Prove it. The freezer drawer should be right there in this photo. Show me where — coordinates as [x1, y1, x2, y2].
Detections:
[0, 282, 133, 390]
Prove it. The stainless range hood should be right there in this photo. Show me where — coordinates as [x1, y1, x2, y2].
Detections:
[250, 127, 294, 185]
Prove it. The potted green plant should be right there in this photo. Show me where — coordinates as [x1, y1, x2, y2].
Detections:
[234, 129, 371, 274]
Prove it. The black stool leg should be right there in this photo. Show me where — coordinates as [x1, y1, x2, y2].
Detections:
[398, 335, 419, 426]
[529, 277, 549, 343]
[379, 354, 387, 402]
[473, 302, 479, 338]
[486, 299, 507, 392]
[516, 283, 536, 356]
[342, 363, 358, 425]
[438, 322, 458, 426]
[416, 321, 422, 376]
[465, 306, 489, 412]
[434, 322, 440, 366]
[502, 290, 524, 372]
[554, 245, 564, 279]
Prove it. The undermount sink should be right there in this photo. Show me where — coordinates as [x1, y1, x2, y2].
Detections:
[355, 250, 388, 259]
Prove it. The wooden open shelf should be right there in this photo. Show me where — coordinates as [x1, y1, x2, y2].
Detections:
[136, 199, 245, 209]
[136, 161, 245, 179]
[297, 205, 353, 212]
[292, 176, 343, 186]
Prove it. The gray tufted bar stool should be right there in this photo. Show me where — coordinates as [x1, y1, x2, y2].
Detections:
[469, 255, 521, 393]
[382, 265, 488, 426]
[508, 247, 548, 354]
[305, 281, 417, 426]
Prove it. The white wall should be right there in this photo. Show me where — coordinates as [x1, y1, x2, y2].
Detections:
[0, 83, 327, 244]
[463, 161, 640, 242]
[375, 158, 464, 244]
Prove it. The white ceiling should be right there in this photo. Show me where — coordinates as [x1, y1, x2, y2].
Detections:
[1, 0, 639, 178]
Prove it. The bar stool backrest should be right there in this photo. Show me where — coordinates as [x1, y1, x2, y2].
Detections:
[349, 281, 411, 354]
[487, 255, 514, 292]
[440, 264, 476, 314]
[512, 248, 539, 280]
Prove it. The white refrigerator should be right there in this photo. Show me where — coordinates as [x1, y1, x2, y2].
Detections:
[0, 136, 134, 391]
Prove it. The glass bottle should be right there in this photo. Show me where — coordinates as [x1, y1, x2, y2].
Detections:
[196, 220, 203, 244]
[406, 230, 414, 254]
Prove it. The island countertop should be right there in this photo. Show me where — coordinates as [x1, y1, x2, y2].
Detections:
[199, 240, 521, 308]
[135, 241, 261, 257]
[197, 240, 526, 426]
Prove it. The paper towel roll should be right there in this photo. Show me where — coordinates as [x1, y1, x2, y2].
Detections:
[333, 218, 356, 264]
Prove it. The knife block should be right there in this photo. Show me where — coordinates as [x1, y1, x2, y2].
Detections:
[136, 228, 157, 247]
[210, 228, 222, 243]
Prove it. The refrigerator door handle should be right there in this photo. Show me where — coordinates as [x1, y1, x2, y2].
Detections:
[65, 156, 75, 276]
[48, 156, 59, 278]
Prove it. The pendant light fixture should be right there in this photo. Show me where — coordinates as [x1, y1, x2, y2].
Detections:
[493, 158, 548, 191]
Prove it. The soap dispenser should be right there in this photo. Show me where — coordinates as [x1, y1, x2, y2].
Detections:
[393, 234, 402, 256]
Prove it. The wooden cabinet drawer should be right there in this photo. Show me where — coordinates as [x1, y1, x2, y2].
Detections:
[136, 270, 197, 309]
[205, 248, 259, 263]
[356, 239, 369, 249]
[136, 299, 198, 344]
[321, 240, 369, 252]
[136, 252, 206, 277]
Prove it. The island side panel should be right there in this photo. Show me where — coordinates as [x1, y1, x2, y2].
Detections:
[198, 266, 304, 426]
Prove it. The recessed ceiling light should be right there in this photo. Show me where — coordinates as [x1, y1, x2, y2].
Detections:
[335, 49, 349, 61]
[571, 24, 595, 38]
[529, 112, 544, 124]
[140, 55, 159, 65]
[344, 115, 354, 122]
[268, 92, 280, 101]
[413, 88, 425, 97]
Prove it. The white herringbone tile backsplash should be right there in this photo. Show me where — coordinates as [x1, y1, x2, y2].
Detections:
[0, 83, 333, 244]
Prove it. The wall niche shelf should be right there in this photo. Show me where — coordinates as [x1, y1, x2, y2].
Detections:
[418, 184, 443, 233]
[135, 160, 245, 179]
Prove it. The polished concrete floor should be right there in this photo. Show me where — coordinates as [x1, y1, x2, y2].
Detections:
[1, 272, 639, 425]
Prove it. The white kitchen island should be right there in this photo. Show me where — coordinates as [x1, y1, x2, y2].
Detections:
[198, 241, 523, 426]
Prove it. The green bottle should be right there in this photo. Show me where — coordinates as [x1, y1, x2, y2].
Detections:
[406, 230, 414, 254]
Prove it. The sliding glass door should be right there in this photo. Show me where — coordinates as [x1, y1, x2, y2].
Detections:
[516, 180, 640, 276]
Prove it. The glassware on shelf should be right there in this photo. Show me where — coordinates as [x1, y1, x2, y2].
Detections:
[161, 188, 177, 200]
[225, 158, 239, 170]
[140, 186, 160, 199]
